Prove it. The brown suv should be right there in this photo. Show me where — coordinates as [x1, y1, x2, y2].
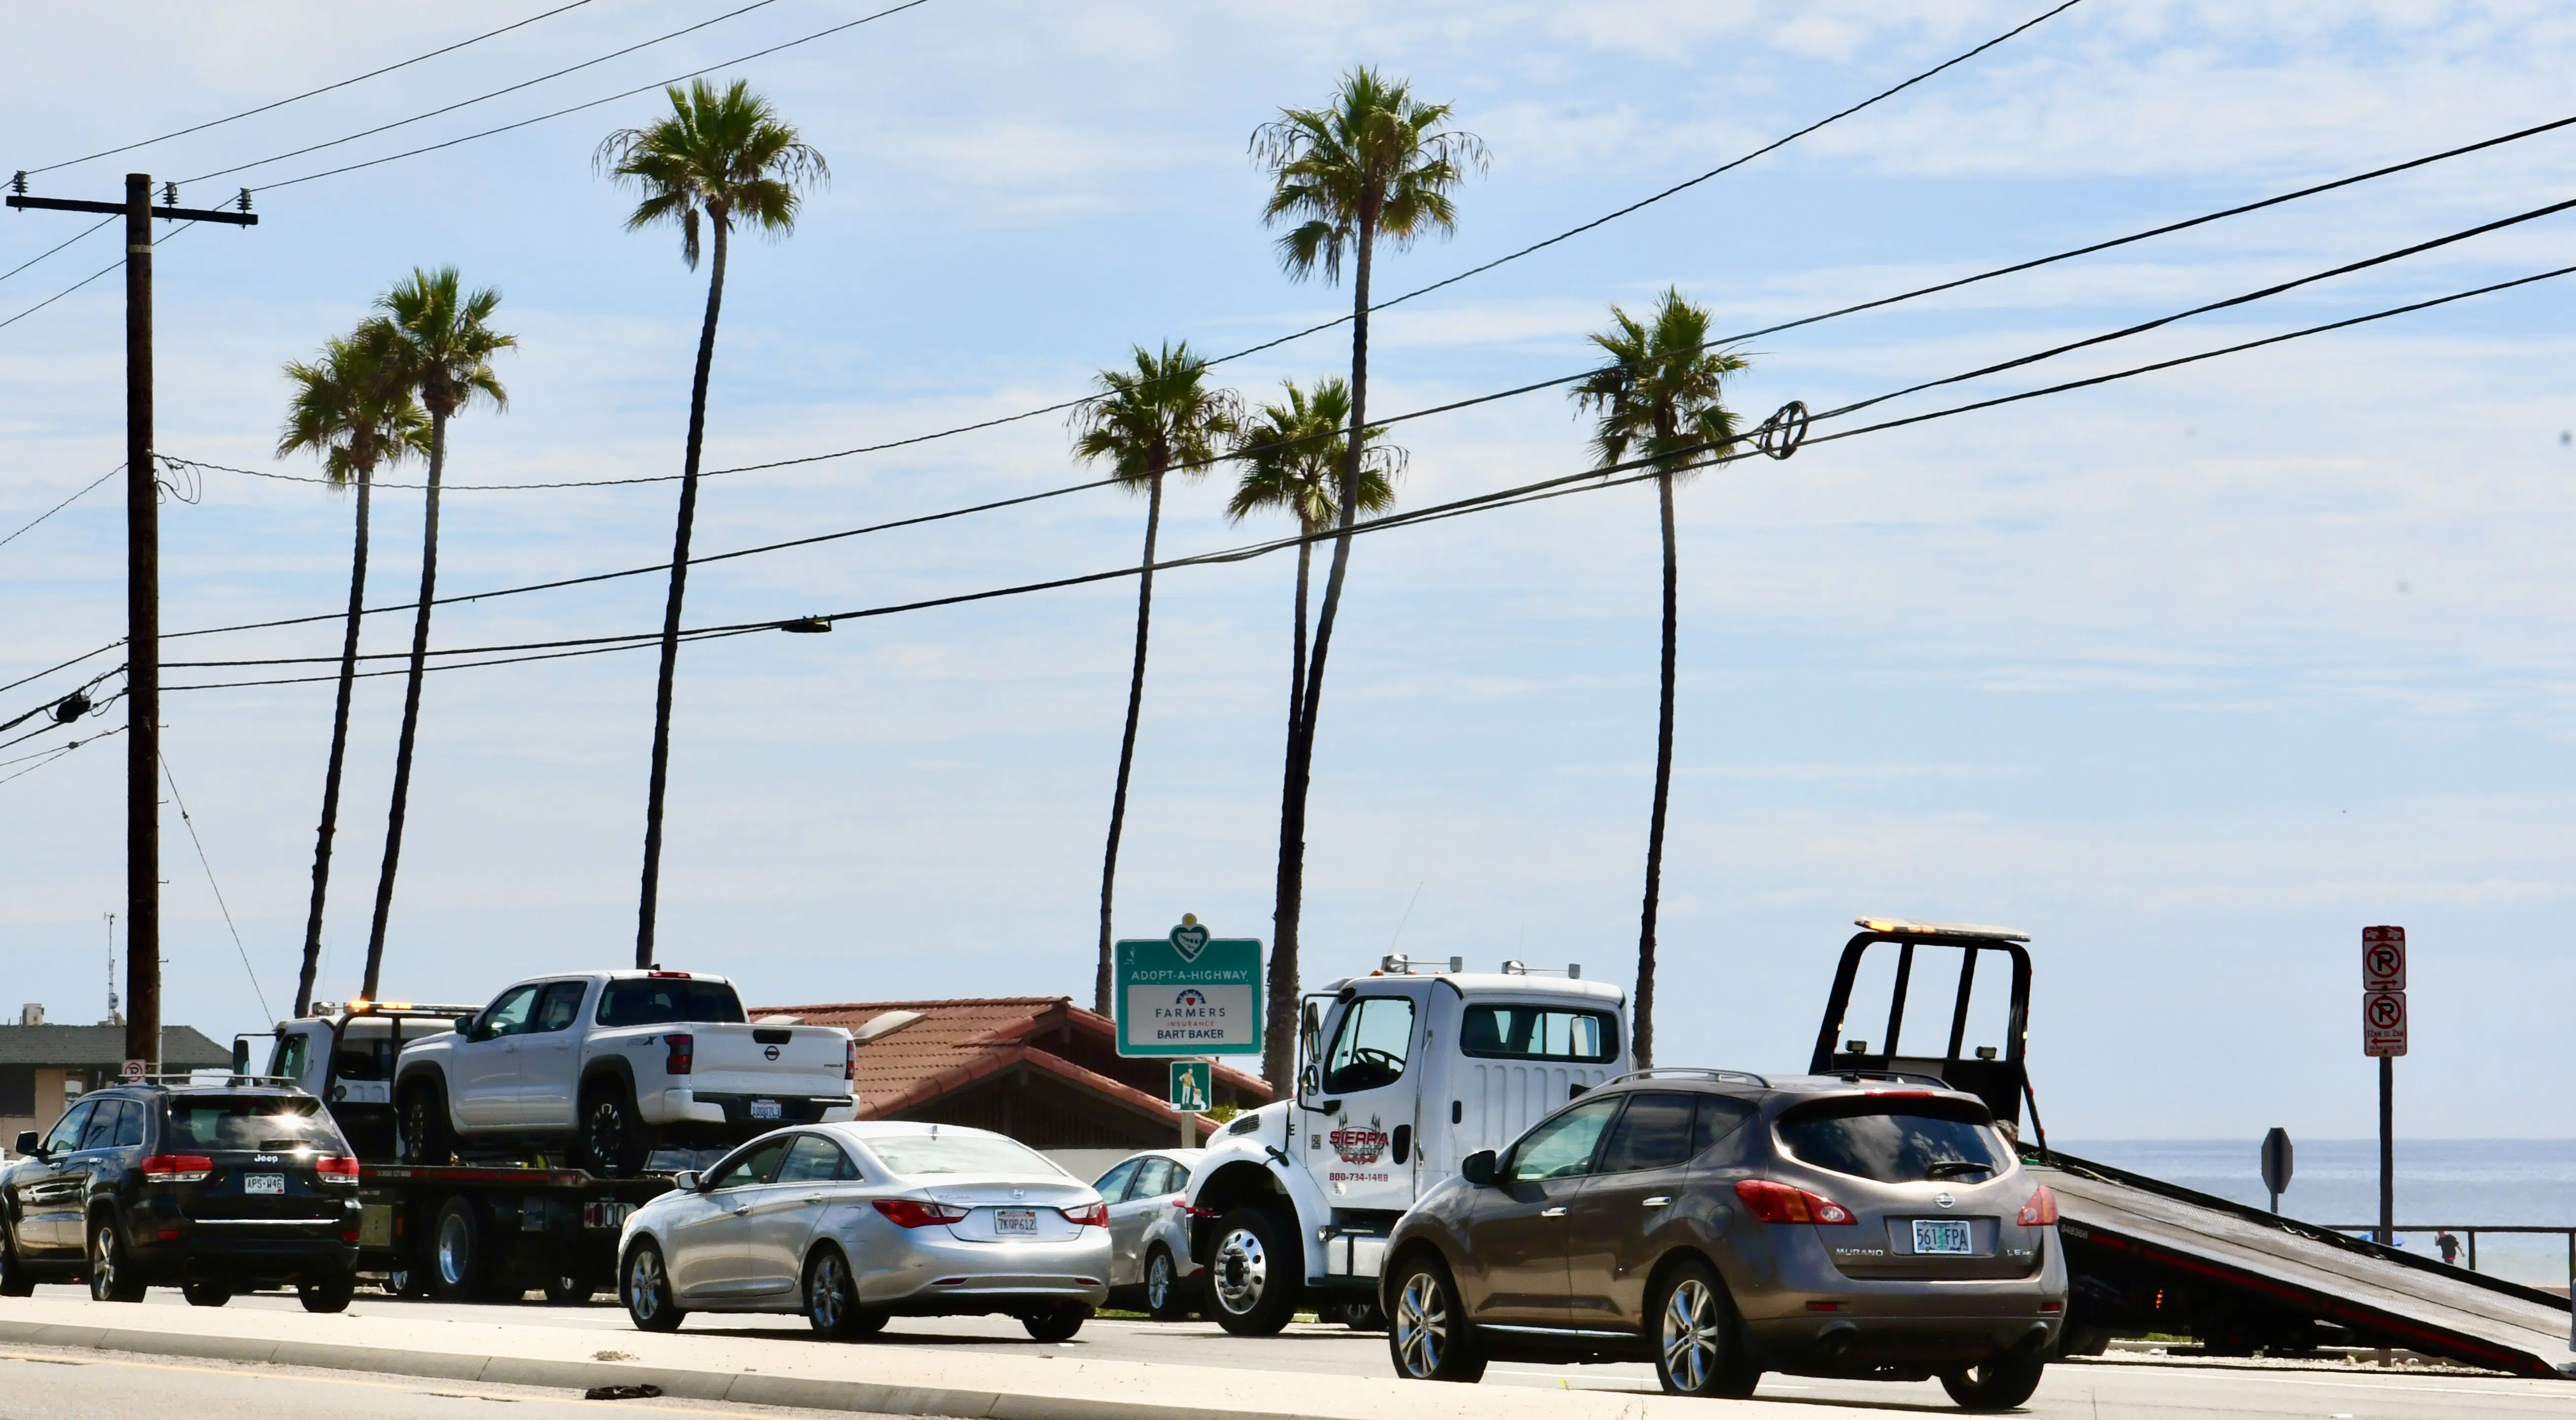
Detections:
[1378, 1068, 2066, 1410]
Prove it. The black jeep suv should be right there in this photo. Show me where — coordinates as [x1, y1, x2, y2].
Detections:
[0, 1082, 362, 1308]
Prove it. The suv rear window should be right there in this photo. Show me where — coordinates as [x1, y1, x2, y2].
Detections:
[595, 979, 747, 1027]
[1459, 1005, 1618, 1063]
[1775, 1097, 2012, 1185]
[166, 1096, 350, 1153]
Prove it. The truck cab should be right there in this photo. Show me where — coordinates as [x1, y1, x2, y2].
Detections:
[1181, 956, 1629, 1334]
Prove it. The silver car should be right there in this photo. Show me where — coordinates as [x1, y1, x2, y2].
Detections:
[617, 1122, 1111, 1341]
[1091, 1148, 1205, 1319]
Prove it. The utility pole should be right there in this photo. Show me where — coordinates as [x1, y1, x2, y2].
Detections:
[7, 172, 257, 1072]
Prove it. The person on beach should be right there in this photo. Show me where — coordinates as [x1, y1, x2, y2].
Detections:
[2436, 1231, 2462, 1266]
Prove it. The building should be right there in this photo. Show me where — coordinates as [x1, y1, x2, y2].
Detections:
[760, 997, 1273, 1181]
[0, 1006, 232, 1145]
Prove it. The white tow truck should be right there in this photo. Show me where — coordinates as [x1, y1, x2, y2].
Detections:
[1179, 955, 1630, 1334]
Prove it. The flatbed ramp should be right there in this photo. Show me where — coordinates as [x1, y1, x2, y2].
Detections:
[2032, 1149, 2576, 1378]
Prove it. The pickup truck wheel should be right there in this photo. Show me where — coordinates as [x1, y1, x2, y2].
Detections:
[0, 1220, 34, 1297]
[430, 1196, 508, 1303]
[1208, 1207, 1299, 1337]
[399, 1080, 454, 1166]
[580, 1082, 648, 1178]
[622, 1241, 684, 1333]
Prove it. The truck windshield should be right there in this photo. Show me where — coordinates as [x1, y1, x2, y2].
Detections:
[1459, 1005, 1617, 1063]
[1775, 1099, 2011, 1185]
[595, 979, 746, 1027]
[864, 1132, 1060, 1178]
[168, 1097, 351, 1153]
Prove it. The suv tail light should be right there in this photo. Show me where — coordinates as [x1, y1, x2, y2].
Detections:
[845, 1036, 858, 1085]
[2017, 1183, 2060, 1226]
[1734, 1178, 1858, 1225]
[666, 1032, 694, 1076]
[315, 1154, 361, 1186]
[872, 1198, 971, 1229]
[141, 1155, 213, 1183]
[1060, 1202, 1108, 1228]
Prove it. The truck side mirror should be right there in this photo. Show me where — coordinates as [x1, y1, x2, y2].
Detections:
[231, 1038, 252, 1075]
[1460, 1149, 1497, 1187]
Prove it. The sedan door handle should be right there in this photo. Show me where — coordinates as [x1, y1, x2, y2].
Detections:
[1642, 1197, 1673, 1207]
[1541, 1206, 1567, 1218]
[733, 1205, 751, 1217]
[805, 1194, 824, 1203]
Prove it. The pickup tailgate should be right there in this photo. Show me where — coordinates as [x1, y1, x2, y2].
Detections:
[678, 1024, 850, 1100]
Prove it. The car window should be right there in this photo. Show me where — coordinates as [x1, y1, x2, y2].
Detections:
[79, 1100, 125, 1151]
[1092, 1159, 1140, 1201]
[1322, 996, 1416, 1094]
[1596, 1093, 1698, 1173]
[1458, 1005, 1619, 1063]
[706, 1138, 791, 1191]
[473, 985, 540, 1041]
[1507, 1098, 1620, 1182]
[166, 1097, 350, 1152]
[1132, 1157, 1176, 1198]
[1693, 1097, 1758, 1155]
[43, 1100, 94, 1154]
[269, 1032, 310, 1083]
[531, 982, 588, 1034]
[864, 1131, 1059, 1178]
[595, 979, 747, 1027]
[775, 1135, 858, 1184]
[1776, 1100, 2014, 1185]
[112, 1100, 148, 1148]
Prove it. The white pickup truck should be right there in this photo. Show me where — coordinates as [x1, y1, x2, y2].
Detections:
[392, 971, 857, 1175]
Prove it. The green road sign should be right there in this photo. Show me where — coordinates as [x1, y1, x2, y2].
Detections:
[1168, 1061, 1212, 1113]
[1113, 916, 1263, 1058]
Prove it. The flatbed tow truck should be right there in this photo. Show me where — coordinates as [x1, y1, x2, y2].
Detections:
[1813, 918, 2576, 1378]
[239, 1003, 688, 1303]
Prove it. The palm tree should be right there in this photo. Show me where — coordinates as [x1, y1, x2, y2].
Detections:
[1250, 68, 1484, 1088]
[598, 78, 827, 969]
[279, 323, 429, 1017]
[1226, 378, 1397, 765]
[1571, 287, 1747, 1069]
[1070, 342, 1240, 1013]
[361, 267, 515, 999]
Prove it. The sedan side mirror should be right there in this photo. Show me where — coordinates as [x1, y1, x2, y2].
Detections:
[671, 1171, 701, 1193]
[12, 1131, 37, 1158]
[1460, 1149, 1497, 1187]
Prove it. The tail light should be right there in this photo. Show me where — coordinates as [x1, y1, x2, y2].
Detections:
[2017, 1183, 2060, 1226]
[140, 1155, 213, 1183]
[315, 1154, 361, 1187]
[1060, 1202, 1108, 1228]
[845, 1036, 858, 1085]
[1734, 1178, 1857, 1225]
[666, 1032, 694, 1076]
[872, 1198, 971, 1229]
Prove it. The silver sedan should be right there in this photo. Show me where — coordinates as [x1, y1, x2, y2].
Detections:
[617, 1121, 1110, 1341]
[1090, 1147, 1205, 1319]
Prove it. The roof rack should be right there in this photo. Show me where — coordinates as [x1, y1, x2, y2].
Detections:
[1834, 1069, 1953, 1090]
[1609, 1067, 1770, 1088]
[104, 1073, 305, 1090]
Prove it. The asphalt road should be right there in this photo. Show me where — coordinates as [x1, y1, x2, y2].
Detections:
[12, 1283, 2574, 1419]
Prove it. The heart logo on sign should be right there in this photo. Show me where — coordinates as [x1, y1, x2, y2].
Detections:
[1170, 922, 1210, 961]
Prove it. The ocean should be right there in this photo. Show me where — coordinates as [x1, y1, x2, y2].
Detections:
[2059, 1138, 2576, 1287]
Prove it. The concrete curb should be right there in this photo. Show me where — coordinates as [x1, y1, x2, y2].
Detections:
[0, 1317, 1297, 1420]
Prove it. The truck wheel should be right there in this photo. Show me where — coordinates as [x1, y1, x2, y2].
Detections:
[1939, 1355, 2047, 1411]
[386, 1260, 431, 1298]
[430, 1196, 506, 1303]
[579, 1081, 648, 1178]
[1387, 1253, 1485, 1383]
[622, 1240, 684, 1333]
[0, 1220, 34, 1297]
[1650, 1261, 1758, 1399]
[1336, 1296, 1387, 1331]
[1143, 1246, 1195, 1321]
[399, 1079, 454, 1166]
[299, 1270, 357, 1313]
[543, 1271, 597, 1305]
[182, 1279, 232, 1307]
[1207, 1207, 1299, 1336]
[88, 1216, 145, 1302]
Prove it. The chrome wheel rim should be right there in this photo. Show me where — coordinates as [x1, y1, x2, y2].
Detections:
[812, 1253, 846, 1329]
[1146, 1253, 1172, 1311]
[1661, 1278, 1721, 1392]
[629, 1249, 664, 1320]
[89, 1230, 113, 1298]
[1212, 1226, 1268, 1314]
[1394, 1273, 1447, 1377]
[436, 1212, 471, 1287]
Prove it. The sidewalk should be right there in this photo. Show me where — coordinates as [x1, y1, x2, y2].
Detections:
[0, 1295, 1914, 1419]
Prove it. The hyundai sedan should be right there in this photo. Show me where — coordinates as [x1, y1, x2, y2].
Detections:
[617, 1121, 1109, 1340]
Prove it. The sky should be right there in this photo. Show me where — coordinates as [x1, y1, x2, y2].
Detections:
[6, 0, 2576, 1142]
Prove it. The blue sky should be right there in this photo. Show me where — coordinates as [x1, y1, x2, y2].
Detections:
[5, 1, 2576, 1138]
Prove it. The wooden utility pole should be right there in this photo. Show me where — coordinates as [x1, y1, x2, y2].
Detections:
[6, 172, 257, 1071]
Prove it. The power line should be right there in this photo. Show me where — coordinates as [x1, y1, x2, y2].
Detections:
[0, 463, 121, 553]
[159, 750, 276, 1024]
[0, 217, 199, 336]
[25, 0, 602, 177]
[0, 214, 114, 289]
[0, 722, 122, 789]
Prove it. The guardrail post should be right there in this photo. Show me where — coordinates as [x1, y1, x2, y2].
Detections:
[2467, 1229, 2477, 1272]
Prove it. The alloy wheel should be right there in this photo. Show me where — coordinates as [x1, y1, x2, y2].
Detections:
[812, 1253, 847, 1329]
[1146, 1252, 1173, 1312]
[1394, 1273, 1448, 1378]
[630, 1249, 665, 1321]
[1661, 1278, 1721, 1392]
[1212, 1226, 1268, 1314]
[89, 1229, 114, 1300]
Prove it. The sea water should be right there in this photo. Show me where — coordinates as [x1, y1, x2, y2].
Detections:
[2059, 1138, 2576, 1288]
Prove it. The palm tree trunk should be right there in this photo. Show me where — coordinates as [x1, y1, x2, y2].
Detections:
[1266, 208, 1376, 1091]
[1095, 471, 1164, 1014]
[1636, 470, 1680, 1070]
[295, 466, 372, 1016]
[1290, 527, 1311, 740]
[364, 423, 445, 998]
[636, 218, 730, 968]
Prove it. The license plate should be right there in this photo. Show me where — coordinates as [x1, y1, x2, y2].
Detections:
[994, 1209, 1038, 1235]
[749, 1099, 782, 1121]
[244, 1174, 285, 1196]
[1912, 1219, 1972, 1255]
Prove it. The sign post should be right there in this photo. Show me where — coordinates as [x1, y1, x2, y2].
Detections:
[2260, 1127, 2294, 1214]
[2362, 925, 2407, 1246]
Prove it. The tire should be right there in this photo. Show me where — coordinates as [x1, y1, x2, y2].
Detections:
[1940, 1354, 2047, 1411]
[543, 1272, 596, 1305]
[804, 1245, 883, 1339]
[622, 1240, 683, 1333]
[387, 1259, 432, 1298]
[88, 1217, 144, 1303]
[399, 1078, 455, 1166]
[429, 1196, 505, 1303]
[1386, 1252, 1485, 1383]
[0, 1220, 34, 1298]
[580, 1080, 649, 1179]
[182, 1280, 232, 1307]
[1021, 1303, 1089, 1343]
[1336, 1297, 1387, 1331]
[299, 1270, 357, 1313]
[1649, 1260, 1757, 1399]
[1206, 1207, 1300, 1337]
[1143, 1246, 1194, 1322]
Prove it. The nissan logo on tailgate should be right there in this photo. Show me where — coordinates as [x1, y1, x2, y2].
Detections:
[763, 1045, 781, 1061]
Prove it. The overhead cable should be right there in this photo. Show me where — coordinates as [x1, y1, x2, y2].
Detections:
[160, 750, 277, 1023]
[0, 214, 114, 290]
[0, 722, 123, 789]
[0, 463, 121, 553]
[0, 218, 200, 337]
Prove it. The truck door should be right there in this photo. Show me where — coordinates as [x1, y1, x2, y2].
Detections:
[454, 985, 539, 1128]
[513, 981, 590, 1130]
[1308, 991, 1425, 1214]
